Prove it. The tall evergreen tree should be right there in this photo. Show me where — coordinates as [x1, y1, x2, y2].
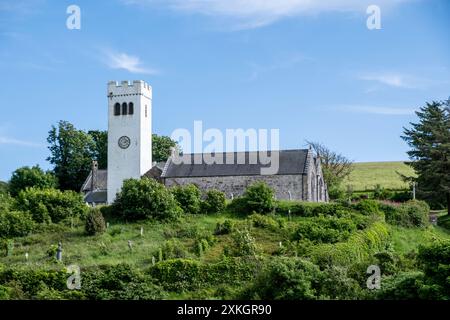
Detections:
[402, 100, 450, 215]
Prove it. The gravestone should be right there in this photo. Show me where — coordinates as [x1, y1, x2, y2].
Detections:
[56, 242, 63, 262]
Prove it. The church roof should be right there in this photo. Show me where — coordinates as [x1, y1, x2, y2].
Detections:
[80, 169, 108, 192]
[161, 149, 310, 178]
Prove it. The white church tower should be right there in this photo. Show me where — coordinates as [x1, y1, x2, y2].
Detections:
[107, 80, 152, 203]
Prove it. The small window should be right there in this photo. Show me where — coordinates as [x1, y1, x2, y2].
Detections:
[114, 103, 120, 116]
[145, 105, 147, 118]
[122, 102, 127, 115]
[128, 102, 134, 115]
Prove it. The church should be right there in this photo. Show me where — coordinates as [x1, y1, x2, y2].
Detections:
[81, 80, 329, 205]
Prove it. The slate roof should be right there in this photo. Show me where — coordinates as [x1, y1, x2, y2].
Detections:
[81, 169, 108, 192]
[161, 149, 310, 178]
[84, 191, 107, 204]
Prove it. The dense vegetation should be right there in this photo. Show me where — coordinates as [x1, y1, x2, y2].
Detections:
[0, 179, 449, 300]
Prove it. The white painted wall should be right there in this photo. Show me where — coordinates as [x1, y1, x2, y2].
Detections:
[107, 80, 152, 203]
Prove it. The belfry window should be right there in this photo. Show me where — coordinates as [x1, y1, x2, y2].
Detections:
[114, 103, 120, 116]
[122, 102, 127, 115]
[128, 102, 134, 115]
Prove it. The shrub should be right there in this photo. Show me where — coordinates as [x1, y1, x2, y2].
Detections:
[156, 239, 189, 260]
[248, 213, 282, 231]
[171, 184, 202, 215]
[380, 200, 429, 228]
[292, 216, 357, 244]
[85, 207, 106, 236]
[320, 266, 362, 299]
[352, 199, 380, 216]
[416, 240, 450, 299]
[226, 228, 260, 257]
[149, 257, 256, 292]
[201, 189, 226, 214]
[241, 182, 275, 214]
[374, 272, 423, 300]
[214, 219, 235, 235]
[275, 201, 348, 217]
[9, 166, 57, 197]
[81, 264, 165, 300]
[113, 178, 182, 221]
[15, 187, 87, 224]
[240, 257, 323, 300]
[310, 222, 390, 267]
[0, 210, 35, 238]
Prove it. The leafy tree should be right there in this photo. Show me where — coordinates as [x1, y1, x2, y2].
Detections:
[113, 178, 182, 221]
[307, 141, 353, 199]
[88, 130, 108, 169]
[402, 101, 450, 215]
[47, 121, 96, 191]
[152, 134, 178, 162]
[0, 210, 35, 238]
[8, 166, 57, 197]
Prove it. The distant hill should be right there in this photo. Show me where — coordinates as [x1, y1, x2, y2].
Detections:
[343, 161, 416, 191]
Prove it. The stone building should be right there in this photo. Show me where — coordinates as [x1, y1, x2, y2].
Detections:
[161, 149, 328, 201]
[81, 80, 328, 204]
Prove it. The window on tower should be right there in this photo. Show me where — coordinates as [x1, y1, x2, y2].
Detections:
[128, 102, 134, 115]
[122, 102, 127, 115]
[145, 105, 147, 118]
[114, 103, 120, 116]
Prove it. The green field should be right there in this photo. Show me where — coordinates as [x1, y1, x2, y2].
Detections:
[343, 161, 416, 191]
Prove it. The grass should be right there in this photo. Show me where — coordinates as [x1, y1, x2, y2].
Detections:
[390, 225, 450, 254]
[343, 161, 416, 191]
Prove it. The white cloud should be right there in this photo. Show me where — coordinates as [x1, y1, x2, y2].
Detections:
[124, 0, 413, 29]
[338, 105, 416, 115]
[104, 50, 158, 75]
[0, 136, 42, 147]
[359, 72, 427, 89]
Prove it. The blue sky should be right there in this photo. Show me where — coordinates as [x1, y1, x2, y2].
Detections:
[0, 0, 449, 181]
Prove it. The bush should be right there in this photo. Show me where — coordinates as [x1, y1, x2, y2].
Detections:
[240, 257, 323, 300]
[156, 239, 189, 261]
[9, 166, 57, 197]
[171, 184, 202, 215]
[292, 216, 357, 244]
[320, 266, 362, 299]
[374, 272, 423, 300]
[310, 222, 390, 267]
[249, 213, 282, 231]
[275, 201, 348, 217]
[202, 189, 226, 214]
[214, 219, 235, 235]
[416, 240, 450, 299]
[380, 200, 429, 228]
[225, 228, 260, 257]
[85, 207, 106, 236]
[0, 210, 35, 238]
[352, 199, 380, 216]
[15, 187, 87, 224]
[113, 178, 182, 221]
[149, 257, 256, 292]
[81, 264, 165, 300]
[241, 182, 275, 214]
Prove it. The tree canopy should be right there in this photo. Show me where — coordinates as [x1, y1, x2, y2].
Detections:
[402, 100, 450, 214]
[9, 165, 57, 197]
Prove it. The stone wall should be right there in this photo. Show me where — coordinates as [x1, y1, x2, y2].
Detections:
[164, 174, 306, 200]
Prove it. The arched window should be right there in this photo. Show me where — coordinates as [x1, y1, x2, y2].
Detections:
[122, 102, 127, 115]
[114, 103, 121, 116]
[128, 102, 134, 115]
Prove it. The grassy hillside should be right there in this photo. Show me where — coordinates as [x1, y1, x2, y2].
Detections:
[343, 161, 416, 191]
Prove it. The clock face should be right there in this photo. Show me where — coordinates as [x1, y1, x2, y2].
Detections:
[118, 136, 131, 149]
